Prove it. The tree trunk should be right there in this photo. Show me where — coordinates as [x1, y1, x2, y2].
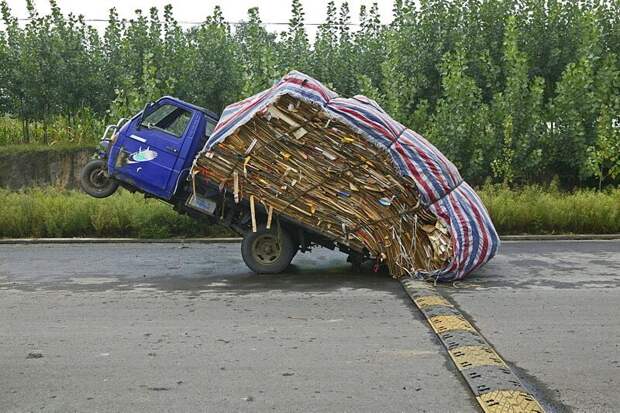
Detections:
[43, 120, 48, 145]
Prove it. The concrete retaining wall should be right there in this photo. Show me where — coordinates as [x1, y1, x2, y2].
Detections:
[0, 146, 94, 189]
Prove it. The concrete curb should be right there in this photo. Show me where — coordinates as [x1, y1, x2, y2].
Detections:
[0, 235, 619, 244]
[0, 237, 243, 244]
[500, 234, 620, 241]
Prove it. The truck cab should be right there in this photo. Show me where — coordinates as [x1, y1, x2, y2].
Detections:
[106, 96, 219, 201]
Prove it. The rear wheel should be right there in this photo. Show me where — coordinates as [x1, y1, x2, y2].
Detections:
[80, 159, 119, 198]
[241, 225, 296, 274]
[347, 252, 363, 272]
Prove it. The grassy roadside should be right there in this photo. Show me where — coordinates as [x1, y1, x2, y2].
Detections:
[0, 186, 619, 238]
[0, 143, 94, 155]
[479, 185, 620, 235]
[0, 115, 101, 147]
[0, 188, 234, 239]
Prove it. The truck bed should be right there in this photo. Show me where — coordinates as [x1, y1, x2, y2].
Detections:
[189, 71, 499, 281]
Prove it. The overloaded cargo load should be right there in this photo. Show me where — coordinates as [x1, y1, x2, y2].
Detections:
[191, 71, 499, 281]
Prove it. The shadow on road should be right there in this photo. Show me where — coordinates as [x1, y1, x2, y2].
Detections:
[151, 262, 399, 296]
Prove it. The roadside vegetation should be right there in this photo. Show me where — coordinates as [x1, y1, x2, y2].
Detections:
[0, 113, 102, 146]
[0, 188, 234, 239]
[0, 142, 94, 156]
[1, 187, 618, 239]
[0, 1, 618, 238]
[1, 0, 619, 189]
[479, 184, 620, 235]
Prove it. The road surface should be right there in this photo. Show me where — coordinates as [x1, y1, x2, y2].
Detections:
[1, 241, 619, 412]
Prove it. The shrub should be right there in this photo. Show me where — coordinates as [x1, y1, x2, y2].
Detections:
[0, 188, 234, 238]
[1, 186, 619, 238]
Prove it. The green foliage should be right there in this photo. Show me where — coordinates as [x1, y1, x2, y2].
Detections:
[0, 188, 234, 238]
[586, 100, 620, 190]
[311, 1, 338, 90]
[548, 56, 596, 186]
[2, 186, 619, 237]
[183, 7, 244, 112]
[236, 7, 278, 95]
[489, 16, 546, 185]
[1, 0, 619, 188]
[479, 184, 620, 235]
[279, 0, 310, 73]
[0, 111, 102, 146]
[428, 47, 491, 181]
[356, 74, 382, 104]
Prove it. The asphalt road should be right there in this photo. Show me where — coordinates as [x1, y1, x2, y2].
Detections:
[1, 241, 619, 413]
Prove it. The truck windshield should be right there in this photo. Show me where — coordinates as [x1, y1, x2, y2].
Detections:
[142, 104, 192, 138]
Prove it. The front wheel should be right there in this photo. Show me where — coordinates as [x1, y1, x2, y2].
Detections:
[80, 159, 119, 198]
[241, 225, 297, 274]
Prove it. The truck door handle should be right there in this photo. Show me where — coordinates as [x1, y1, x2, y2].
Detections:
[129, 134, 147, 143]
[166, 146, 178, 153]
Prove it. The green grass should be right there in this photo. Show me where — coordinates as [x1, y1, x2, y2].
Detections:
[0, 143, 94, 156]
[0, 114, 101, 146]
[0, 186, 619, 238]
[479, 185, 620, 235]
[0, 188, 234, 239]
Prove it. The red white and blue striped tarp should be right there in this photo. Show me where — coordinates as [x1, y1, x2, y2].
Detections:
[197, 71, 499, 281]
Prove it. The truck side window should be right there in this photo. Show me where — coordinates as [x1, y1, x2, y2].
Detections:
[142, 104, 192, 138]
[205, 119, 216, 137]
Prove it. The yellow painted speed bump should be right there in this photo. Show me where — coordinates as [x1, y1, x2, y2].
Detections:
[428, 314, 476, 333]
[400, 278, 546, 413]
[477, 390, 545, 413]
[449, 345, 507, 369]
[414, 295, 453, 308]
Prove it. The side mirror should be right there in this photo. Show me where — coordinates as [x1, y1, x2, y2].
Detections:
[137, 102, 156, 129]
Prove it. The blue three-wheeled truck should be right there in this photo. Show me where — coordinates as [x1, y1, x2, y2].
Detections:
[80, 96, 366, 273]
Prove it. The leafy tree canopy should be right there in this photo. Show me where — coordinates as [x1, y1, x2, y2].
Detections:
[0, 0, 618, 188]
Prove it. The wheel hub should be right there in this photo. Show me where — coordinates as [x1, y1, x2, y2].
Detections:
[89, 167, 109, 189]
[252, 234, 281, 265]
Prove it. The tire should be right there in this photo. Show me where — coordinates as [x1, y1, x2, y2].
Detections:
[80, 159, 119, 198]
[241, 225, 297, 274]
[347, 252, 363, 272]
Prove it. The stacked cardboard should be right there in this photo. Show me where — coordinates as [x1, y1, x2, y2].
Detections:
[195, 94, 452, 277]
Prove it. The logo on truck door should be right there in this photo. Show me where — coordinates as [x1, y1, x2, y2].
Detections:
[128, 147, 158, 164]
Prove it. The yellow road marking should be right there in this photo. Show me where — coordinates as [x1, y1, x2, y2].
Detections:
[477, 390, 545, 413]
[402, 279, 435, 290]
[428, 314, 476, 333]
[448, 345, 507, 369]
[414, 295, 453, 308]
[401, 278, 547, 413]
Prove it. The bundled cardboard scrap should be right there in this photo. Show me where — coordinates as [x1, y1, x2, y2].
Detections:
[193, 72, 499, 281]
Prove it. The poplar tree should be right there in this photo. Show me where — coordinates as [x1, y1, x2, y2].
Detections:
[490, 16, 545, 184]
[236, 7, 278, 95]
[311, 1, 338, 88]
[427, 47, 491, 182]
[355, 3, 384, 92]
[279, 0, 310, 73]
[184, 6, 243, 112]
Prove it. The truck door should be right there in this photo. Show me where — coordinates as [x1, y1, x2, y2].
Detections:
[117, 103, 194, 198]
